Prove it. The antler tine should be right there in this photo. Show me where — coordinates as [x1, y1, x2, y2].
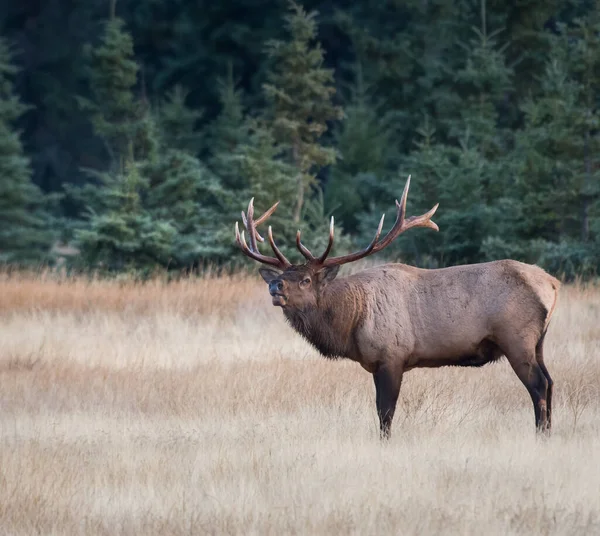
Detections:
[242, 199, 281, 244]
[296, 230, 316, 261]
[268, 226, 292, 265]
[398, 174, 410, 223]
[296, 215, 336, 264]
[235, 199, 291, 268]
[367, 175, 438, 252]
[246, 198, 259, 252]
[317, 216, 335, 263]
[404, 203, 439, 230]
[322, 214, 385, 267]
[234, 222, 284, 267]
[256, 201, 280, 226]
[367, 175, 411, 251]
[241, 211, 261, 243]
[318, 175, 438, 268]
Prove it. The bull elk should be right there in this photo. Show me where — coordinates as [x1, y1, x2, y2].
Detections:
[234, 176, 560, 438]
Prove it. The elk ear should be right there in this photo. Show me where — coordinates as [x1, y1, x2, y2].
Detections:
[317, 265, 340, 285]
[259, 267, 281, 284]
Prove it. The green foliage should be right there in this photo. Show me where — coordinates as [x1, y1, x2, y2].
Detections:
[227, 119, 298, 260]
[73, 15, 230, 272]
[144, 148, 231, 266]
[513, 11, 600, 275]
[325, 64, 399, 234]
[450, 5, 514, 156]
[72, 15, 162, 272]
[208, 66, 249, 190]
[2, 0, 600, 278]
[75, 161, 176, 273]
[156, 86, 204, 154]
[78, 16, 145, 169]
[0, 38, 54, 264]
[525, 21, 600, 228]
[263, 0, 343, 222]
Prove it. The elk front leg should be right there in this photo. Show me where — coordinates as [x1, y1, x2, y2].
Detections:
[373, 364, 403, 440]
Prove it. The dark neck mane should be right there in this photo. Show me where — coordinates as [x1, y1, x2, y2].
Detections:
[282, 287, 357, 359]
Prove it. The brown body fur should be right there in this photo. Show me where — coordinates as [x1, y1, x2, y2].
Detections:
[238, 178, 560, 439]
[273, 259, 560, 437]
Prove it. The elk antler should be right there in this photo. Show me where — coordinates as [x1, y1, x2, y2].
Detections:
[235, 198, 292, 269]
[235, 176, 438, 269]
[303, 175, 439, 268]
[241, 201, 279, 244]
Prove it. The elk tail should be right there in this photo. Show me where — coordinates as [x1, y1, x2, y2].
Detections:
[543, 277, 561, 333]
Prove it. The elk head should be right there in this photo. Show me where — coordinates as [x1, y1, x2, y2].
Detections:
[234, 176, 439, 309]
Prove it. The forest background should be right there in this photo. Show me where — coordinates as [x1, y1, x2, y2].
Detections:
[1, 0, 599, 279]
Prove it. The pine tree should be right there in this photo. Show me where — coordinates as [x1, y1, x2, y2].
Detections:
[357, 118, 493, 267]
[157, 85, 203, 154]
[513, 11, 600, 277]
[325, 63, 399, 234]
[147, 81, 235, 266]
[263, 0, 343, 223]
[451, 1, 514, 152]
[384, 1, 519, 267]
[440, 2, 522, 264]
[73, 14, 176, 273]
[208, 65, 249, 191]
[0, 38, 54, 264]
[78, 15, 143, 170]
[227, 119, 300, 259]
[144, 148, 230, 267]
[76, 11, 240, 271]
[557, 9, 600, 245]
[75, 160, 176, 273]
[334, 0, 472, 150]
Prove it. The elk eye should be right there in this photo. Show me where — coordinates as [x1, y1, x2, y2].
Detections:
[300, 277, 311, 287]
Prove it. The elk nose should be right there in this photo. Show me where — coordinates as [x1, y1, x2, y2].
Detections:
[269, 280, 284, 294]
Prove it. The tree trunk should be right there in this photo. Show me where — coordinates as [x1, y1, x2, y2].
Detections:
[581, 197, 590, 243]
[582, 128, 591, 243]
[293, 173, 304, 224]
[292, 137, 303, 223]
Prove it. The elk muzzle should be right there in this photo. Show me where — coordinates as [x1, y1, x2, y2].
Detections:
[268, 279, 287, 307]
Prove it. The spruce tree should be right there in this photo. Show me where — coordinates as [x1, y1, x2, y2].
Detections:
[228, 119, 298, 258]
[208, 65, 249, 191]
[144, 148, 230, 267]
[444, 2, 519, 263]
[514, 13, 600, 277]
[157, 85, 203, 154]
[144, 80, 236, 266]
[78, 16, 143, 169]
[358, 119, 493, 267]
[75, 160, 176, 272]
[392, 1, 518, 267]
[451, 1, 514, 155]
[73, 14, 175, 273]
[77, 14, 234, 271]
[263, 1, 343, 223]
[325, 63, 399, 234]
[0, 38, 54, 264]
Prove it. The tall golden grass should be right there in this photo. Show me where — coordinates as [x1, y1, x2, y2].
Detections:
[1, 272, 599, 534]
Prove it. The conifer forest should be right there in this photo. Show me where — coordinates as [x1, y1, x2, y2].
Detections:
[2, 0, 600, 278]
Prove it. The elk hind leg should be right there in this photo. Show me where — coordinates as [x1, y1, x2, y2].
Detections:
[506, 348, 549, 433]
[373, 364, 403, 440]
[535, 333, 553, 429]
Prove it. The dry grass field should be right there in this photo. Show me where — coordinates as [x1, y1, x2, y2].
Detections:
[1, 269, 599, 535]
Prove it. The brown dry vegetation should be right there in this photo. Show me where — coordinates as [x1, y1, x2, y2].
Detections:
[1, 271, 599, 535]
